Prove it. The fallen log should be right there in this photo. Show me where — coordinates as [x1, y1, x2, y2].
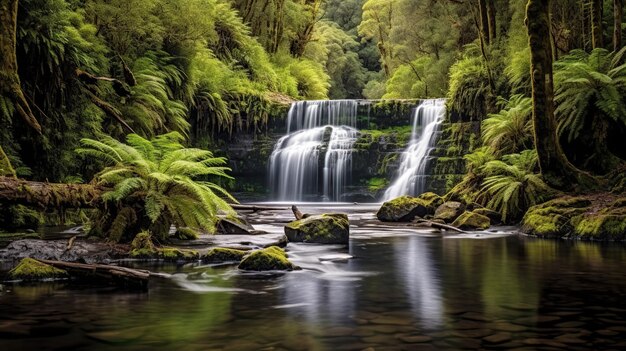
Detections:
[0, 176, 102, 208]
[412, 219, 468, 234]
[36, 259, 150, 290]
[231, 204, 288, 212]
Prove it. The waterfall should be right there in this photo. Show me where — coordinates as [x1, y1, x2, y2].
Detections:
[269, 100, 358, 201]
[383, 99, 445, 201]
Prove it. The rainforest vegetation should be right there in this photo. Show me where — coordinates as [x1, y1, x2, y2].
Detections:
[0, 0, 625, 241]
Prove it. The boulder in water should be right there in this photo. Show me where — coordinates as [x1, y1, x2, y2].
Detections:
[203, 247, 248, 263]
[8, 258, 67, 280]
[471, 208, 503, 225]
[434, 201, 465, 223]
[377, 196, 428, 222]
[417, 192, 445, 214]
[216, 216, 255, 235]
[452, 211, 490, 230]
[284, 214, 349, 244]
[238, 246, 298, 271]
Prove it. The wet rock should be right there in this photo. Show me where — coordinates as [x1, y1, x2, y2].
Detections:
[173, 227, 199, 240]
[370, 316, 412, 326]
[398, 335, 432, 343]
[129, 231, 157, 258]
[0, 239, 126, 263]
[216, 216, 255, 235]
[202, 247, 248, 263]
[158, 247, 199, 261]
[284, 214, 349, 244]
[521, 196, 592, 238]
[377, 196, 428, 222]
[451, 211, 490, 230]
[471, 208, 502, 225]
[8, 258, 67, 280]
[238, 246, 298, 271]
[434, 201, 465, 223]
[486, 322, 527, 332]
[417, 192, 444, 214]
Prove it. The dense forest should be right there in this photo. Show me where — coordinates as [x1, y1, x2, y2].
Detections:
[0, 0, 625, 240]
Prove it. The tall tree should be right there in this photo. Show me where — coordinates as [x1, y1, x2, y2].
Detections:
[592, 0, 603, 48]
[525, 0, 589, 189]
[487, 0, 497, 42]
[615, 0, 623, 51]
[478, 0, 491, 45]
[0, 0, 41, 134]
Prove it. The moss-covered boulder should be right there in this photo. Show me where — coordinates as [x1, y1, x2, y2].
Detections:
[452, 211, 490, 230]
[472, 208, 502, 225]
[238, 246, 297, 271]
[216, 216, 255, 235]
[202, 247, 248, 263]
[377, 196, 428, 222]
[174, 227, 199, 240]
[284, 214, 349, 244]
[521, 197, 592, 238]
[417, 192, 444, 213]
[158, 247, 199, 261]
[434, 201, 465, 223]
[129, 231, 158, 258]
[570, 198, 626, 240]
[8, 258, 67, 280]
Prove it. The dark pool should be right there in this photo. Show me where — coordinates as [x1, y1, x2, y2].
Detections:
[1, 206, 626, 350]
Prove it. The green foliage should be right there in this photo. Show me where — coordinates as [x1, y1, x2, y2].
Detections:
[482, 95, 533, 155]
[447, 46, 491, 120]
[479, 151, 553, 222]
[554, 48, 626, 141]
[77, 132, 237, 241]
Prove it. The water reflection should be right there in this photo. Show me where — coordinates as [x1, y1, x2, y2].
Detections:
[394, 236, 443, 328]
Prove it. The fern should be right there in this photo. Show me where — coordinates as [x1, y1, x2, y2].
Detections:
[77, 132, 237, 242]
[482, 95, 533, 155]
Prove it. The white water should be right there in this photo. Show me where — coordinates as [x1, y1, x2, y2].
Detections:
[269, 100, 358, 201]
[383, 99, 445, 200]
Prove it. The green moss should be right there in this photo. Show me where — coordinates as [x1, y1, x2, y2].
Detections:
[129, 231, 157, 258]
[203, 247, 248, 263]
[238, 246, 297, 271]
[158, 247, 199, 260]
[572, 214, 626, 240]
[174, 227, 200, 240]
[285, 214, 349, 243]
[452, 211, 491, 230]
[8, 258, 67, 280]
[521, 197, 592, 237]
[417, 192, 444, 213]
[377, 196, 429, 222]
[366, 177, 388, 191]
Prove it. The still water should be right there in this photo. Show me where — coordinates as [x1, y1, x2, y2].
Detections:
[1, 206, 626, 350]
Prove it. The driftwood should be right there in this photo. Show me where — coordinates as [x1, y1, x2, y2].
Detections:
[413, 219, 468, 234]
[36, 259, 150, 290]
[66, 235, 77, 251]
[231, 204, 288, 212]
[292, 205, 304, 220]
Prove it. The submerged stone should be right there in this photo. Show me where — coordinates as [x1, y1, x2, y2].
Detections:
[8, 258, 67, 280]
[202, 247, 248, 263]
[377, 196, 428, 222]
[238, 246, 297, 271]
[434, 201, 465, 223]
[284, 214, 349, 244]
[452, 211, 490, 230]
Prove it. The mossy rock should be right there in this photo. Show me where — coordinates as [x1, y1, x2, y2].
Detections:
[521, 197, 592, 238]
[471, 208, 502, 225]
[8, 258, 67, 281]
[129, 231, 157, 258]
[377, 196, 428, 222]
[570, 198, 626, 240]
[238, 246, 297, 271]
[158, 248, 199, 261]
[203, 248, 248, 263]
[216, 216, 255, 235]
[174, 227, 199, 240]
[284, 214, 349, 244]
[452, 211, 490, 230]
[417, 192, 444, 214]
[434, 201, 466, 223]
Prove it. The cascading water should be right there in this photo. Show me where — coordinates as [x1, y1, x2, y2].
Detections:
[383, 99, 446, 200]
[269, 100, 358, 201]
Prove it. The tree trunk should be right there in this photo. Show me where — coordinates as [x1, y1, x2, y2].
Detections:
[592, 0, 604, 48]
[478, 0, 491, 45]
[0, 176, 102, 208]
[526, 0, 593, 189]
[613, 0, 623, 52]
[0, 0, 41, 134]
[487, 0, 497, 42]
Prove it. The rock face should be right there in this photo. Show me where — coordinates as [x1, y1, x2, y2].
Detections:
[8, 258, 67, 280]
[377, 196, 428, 222]
[452, 211, 491, 230]
[284, 214, 350, 244]
[434, 201, 466, 223]
[238, 246, 297, 271]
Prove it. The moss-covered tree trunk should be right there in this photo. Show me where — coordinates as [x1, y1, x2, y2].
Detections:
[0, 0, 41, 134]
[487, 0, 497, 42]
[592, 0, 604, 48]
[615, 0, 623, 51]
[526, 0, 591, 189]
[478, 0, 491, 45]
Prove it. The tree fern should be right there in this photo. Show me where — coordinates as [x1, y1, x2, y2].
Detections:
[482, 95, 533, 155]
[77, 132, 237, 242]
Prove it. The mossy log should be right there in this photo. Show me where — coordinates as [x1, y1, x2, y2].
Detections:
[36, 259, 150, 289]
[0, 176, 102, 208]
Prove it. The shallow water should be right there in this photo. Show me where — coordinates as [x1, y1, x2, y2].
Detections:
[1, 205, 626, 350]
